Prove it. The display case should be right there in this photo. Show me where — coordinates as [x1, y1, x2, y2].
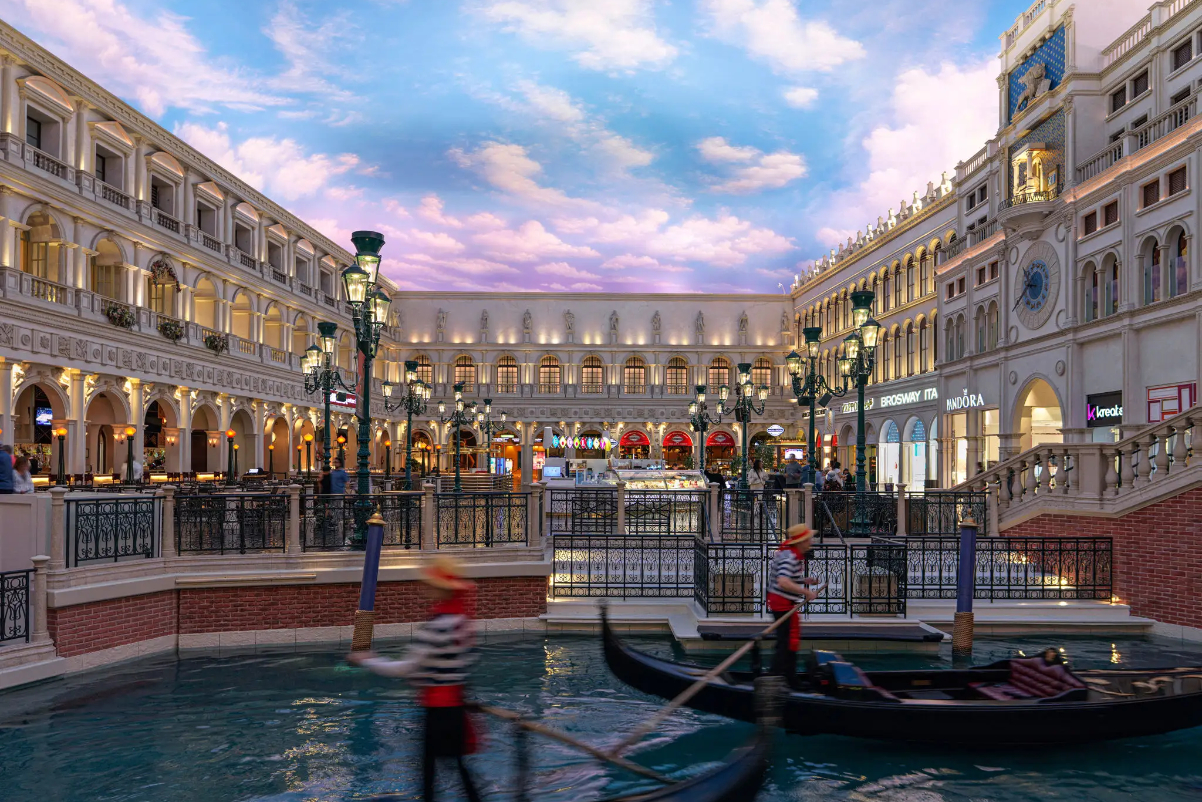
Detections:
[614, 469, 709, 491]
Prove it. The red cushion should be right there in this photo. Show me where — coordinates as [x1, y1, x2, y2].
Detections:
[1007, 658, 1085, 698]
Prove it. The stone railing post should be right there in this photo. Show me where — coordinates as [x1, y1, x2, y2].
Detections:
[31, 554, 50, 643]
[422, 482, 436, 550]
[708, 482, 722, 540]
[161, 485, 177, 559]
[786, 487, 802, 529]
[986, 483, 999, 537]
[895, 483, 907, 537]
[526, 482, 543, 548]
[615, 480, 626, 535]
[286, 484, 302, 553]
[802, 483, 814, 529]
[49, 486, 67, 570]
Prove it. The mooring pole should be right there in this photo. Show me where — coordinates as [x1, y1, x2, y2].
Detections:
[350, 511, 385, 651]
[952, 515, 978, 656]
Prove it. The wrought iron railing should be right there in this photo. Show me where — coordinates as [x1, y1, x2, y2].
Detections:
[694, 539, 768, 614]
[547, 489, 617, 535]
[551, 535, 695, 598]
[625, 491, 707, 537]
[0, 569, 32, 644]
[175, 493, 287, 554]
[999, 188, 1058, 210]
[907, 491, 987, 536]
[812, 491, 896, 541]
[717, 488, 786, 541]
[302, 493, 422, 550]
[435, 492, 529, 547]
[66, 496, 159, 567]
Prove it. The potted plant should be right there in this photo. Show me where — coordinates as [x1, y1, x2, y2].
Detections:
[157, 317, 184, 342]
[105, 304, 134, 329]
[204, 332, 229, 355]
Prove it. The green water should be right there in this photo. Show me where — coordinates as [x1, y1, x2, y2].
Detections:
[1, 634, 1201, 801]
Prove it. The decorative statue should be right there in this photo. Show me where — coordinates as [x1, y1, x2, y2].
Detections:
[480, 309, 489, 330]
[780, 310, 789, 332]
[523, 309, 532, 332]
[738, 311, 748, 333]
[695, 311, 705, 336]
[436, 308, 447, 333]
[609, 310, 619, 332]
[651, 310, 661, 332]
[564, 309, 575, 333]
[1014, 60, 1047, 113]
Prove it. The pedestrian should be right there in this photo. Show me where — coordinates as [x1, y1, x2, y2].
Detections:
[782, 454, 803, 488]
[0, 444, 13, 495]
[12, 455, 34, 494]
[766, 524, 820, 689]
[841, 467, 852, 488]
[28, 452, 40, 475]
[348, 556, 482, 802]
[330, 458, 348, 494]
[748, 458, 769, 490]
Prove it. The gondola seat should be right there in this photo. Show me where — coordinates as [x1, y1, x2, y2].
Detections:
[969, 657, 1087, 702]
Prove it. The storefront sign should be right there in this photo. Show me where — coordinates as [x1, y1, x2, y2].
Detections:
[840, 398, 873, 414]
[766, 424, 785, 437]
[663, 431, 693, 447]
[1147, 382, 1197, 423]
[945, 387, 987, 412]
[880, 387, 939, 408]
[706, 431, 735, 447]
[619, 431, 649, 446]
[329, 391, 357, 411]
[1085, 391, 1123, 428]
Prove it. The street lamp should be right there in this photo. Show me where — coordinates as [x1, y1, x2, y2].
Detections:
[233, 443, 240, 478]
[475, 398, 507, 476]
[303, 320, 353, 475]
[303, 432, 314, 478]
[382, 360, 430, 489]
[124, 425, 137, 483]
[688, 383, 726, 472]
[225, 429, 236, 485]
[336, 433, 347, 464]
[55, 426, 67, 485]
[729, 363, 768, 489]
[438, 382, 476, 493]
[383, 439, 392, 479]
[268, 442, 275, 478]
[297, 443, 304, 477]
[342, 230, 390, 548]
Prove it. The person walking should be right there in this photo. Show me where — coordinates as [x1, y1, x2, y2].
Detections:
[330, 458, 348, 494]
[766, 524, 820, 688]
[782, 454, 803, 488]
[748, 458, 771, 531]
[0, 445, 14, 495]
[348, 556, 482, 802]
[12, 455, 34, 494]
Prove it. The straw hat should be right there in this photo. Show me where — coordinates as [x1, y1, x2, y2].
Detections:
[782, 524, 816, 548]
[421, 555, 472, 591]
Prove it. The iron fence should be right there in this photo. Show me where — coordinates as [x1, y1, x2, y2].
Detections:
[907, 491, 988, 535]
[850, 542, 907, 615]
[694, 540, 769, 614]
[436, 492, 529, 547]
[302, 493, 423, 551]
[718, 489, 786, 541]
[547, 489, 617, 535]
[66, 496, 159, 567]
[551, 535, 695, 597]
[812, 491, 896, 541]
[0, 569, 31, 644]
[625, 491, 707, 537]
[175, 493, 287, 554]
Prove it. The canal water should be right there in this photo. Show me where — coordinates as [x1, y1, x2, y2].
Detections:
[2, 634, 1201, 801]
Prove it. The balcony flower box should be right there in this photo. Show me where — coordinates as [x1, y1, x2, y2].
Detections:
[105, 304, 134, 329]
[157, 318, 184, 343]
[203, 332, 229, 355]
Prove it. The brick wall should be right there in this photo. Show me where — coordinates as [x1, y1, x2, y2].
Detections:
[48, 590, 178, 658]
[1003, 487, 1202, 630]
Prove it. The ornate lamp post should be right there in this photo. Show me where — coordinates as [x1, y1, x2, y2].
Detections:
[225, 428, 236, 485]
[124, 425, 137, 483]
[687, 383, 726, 472]
[383, 439, 391, 479]
[268, 442, 275, 478]
[302, 320, 353, 474]
[438, 382, 476, 493]
[336, 434, 347, 464]
[382, 359, 430, 490]
[474, 399, 507, 475]
[303, 432, 314, 478]
[341, 231, 391, 548]
[728, 363, 769, 488]
[787, 327, 846, 482]
[55, 426, 67, 485]
[297, 443, 304, 477]
[233, 443, 240, 478]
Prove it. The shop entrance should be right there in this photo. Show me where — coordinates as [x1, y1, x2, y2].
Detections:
[618, 430, 650, 459]
[880, 420, 901, 487]
[662, 430, 693, 468]
[705, 431, 735, 475]
[902, 417, 928, 490]
[1015, 378, 1064, 451]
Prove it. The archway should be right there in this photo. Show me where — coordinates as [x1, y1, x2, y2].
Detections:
[264, 416, 290, 477]
[411, 429, 434, 479]
[705, 430, 736, 475]
[1014, 378, 1064, 451]
[230, 291, 254, 341]
[902, 416, 928, 490]
[85, 390, 129, 475]
[143, 398, 178, 473]
[879, 420, 901, 488]
[838, 424, 855, 474]
[12, 382, 65, 474]
[190, 404, 219, 474]
[927, 417, 940, 489]
[450, 427, 478, 471]
[618, 429, 651, 459]
[293, 416, 317, 475]
[662, 430, 693, 468]
[193, 277, 220, 331]
[229, 408, 255, 477]
[577, 429, 606, 460]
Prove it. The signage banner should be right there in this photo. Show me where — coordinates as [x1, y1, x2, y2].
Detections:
[766, 424, 785, 437]
[945, 387, 987, 412]
[330, 391, 357, 411]
[1085, 391, 1122, 428]
[620, 431, 650, 446]
[663, 431, 693, 447]
[706, 431, 735, 447]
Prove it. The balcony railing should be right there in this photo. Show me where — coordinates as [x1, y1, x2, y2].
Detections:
[1135, 92, 1197, 151]
[1003, 0, 1047, 49]
[238, 339, 258, 355]
[665, 384, 690, 395]
[271, 269, 287, 284]
[270, 348, 286, 363]
[580, 383, 604, 394]
[999, 188, 1058, 210]
[29, 146, 66, 178]
[495, 383, 518, 394]
[323, 295, 337, 307]
[1076, 142, 1124, 184]
[538, 383, 561, 394]
[98, 180, 131, 209]
[0, 569, 31, 644]
[30, 276, 70, 305]
[623, 384, 647, 395]
[201, 233, 222, 252]
[154, 208, 181, 233]
[1102, 11, 1152, 69]
[299, 283, 313, 296]
[236, 249, 257, 270]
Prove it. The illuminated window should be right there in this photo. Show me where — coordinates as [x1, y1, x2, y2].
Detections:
[581, 355, 604, 393]
[623, 357, 647, 394]
[496, 355, 518, 393]
[666, 357, 689, 394]
[454, 355, 475, 391]
[538, 356, 561, 393]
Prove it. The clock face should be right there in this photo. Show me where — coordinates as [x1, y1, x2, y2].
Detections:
[1015, 243, 1060, 330]
[1024, 260, 1050, 311]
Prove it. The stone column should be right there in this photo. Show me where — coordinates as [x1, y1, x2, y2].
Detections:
[0, 185, 13, 268]
[802, 483, 814, 529]
[49, 487, 67, 570]
[0, 55, 14, 134]
[520, 423, 534, 486]
[130, 379, 144, 469]
[253, 403, 266, 472]
[895, 482, 907, 537]
[0, 361, 13, 446]
[286, 484, 302, 553]
[182, 169, 194, 231]
[30, 555, 50, 643]
[68, 371, 86, 475]
[422, 482, 436, 549]
[134, 137, 147, 204]
[177, 386, 191, 473]
[160, 486, 176, 559]
[73, 98, 90, 172]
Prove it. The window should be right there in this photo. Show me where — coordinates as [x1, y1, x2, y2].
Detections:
[945, 282, 955, 300]
[955, 315, 966, 360]
[989, 261, 1000, 281]
[976, 308, 986, 353]
[881, 335, 891, 381]
[976, 264, 987, 286]
[623, 358, 647, 394]
[1173, 40, 1193, 71]
[1103, 201, 1119, 226]
[893, 330, 902, 378]
[918, 320, 929, 373]
[893, 268, 903, 308]
[95, 153, 107, 184]
[539, 356, 561, 393]
[581, 355, 604, 393]
[1132, 70, 1149, 98]
[919, 253, 931, 296]
[20, 212, 62, 282]
[319, 270, 334, 296]
[987, 303, 999, 350]
[978, 186, 988, 206]
[1110, 86, 1127, 113]
[906, 262, 915, 302]
[905, 323, 915, 375]
[1083, 211, 1098, 235]
[666, 357, 689, 394]
[1144, 241, 1162, 305]
[957, 276, 966, 295]
[1172, 87, 1192, 106]
[146, 277, 175, 315]
[1168, 166, 1187, 196]
[1109, 130, 1125, 143]
[1142, 180, 1160, 208]
[90, 258, 121, 301]
[708, 358, 731, 392]
[1130, 114, 1148, 130]
[26, 116, 41, 150]
[1171, 231, 1189, 297]
[454, 355, 476, 391]
[414, 354, 432, 385]
[496, 355, 518, 393]
[751, 357, 772, 388]
[1085, 262, 1099, 322]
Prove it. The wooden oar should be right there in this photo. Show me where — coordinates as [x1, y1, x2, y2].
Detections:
[476, 703, 674, 785]
[606, 583, 826, 759]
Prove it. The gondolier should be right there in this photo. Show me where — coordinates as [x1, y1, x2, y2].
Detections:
[348, 556, 481, 802]
[767, 524, 820, 688]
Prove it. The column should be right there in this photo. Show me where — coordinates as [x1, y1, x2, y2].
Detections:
[520, 423, 534, 486]
[224, 195, 235, 244]
[253, 403, 265, 471]
[183, 169, 194, 230]
[30, 555, 50, 643]
[68, 371, 86, 474]
[0, 55, 14, 134]
[130, 379, 144, 472]
[219, 394, 233, 472]
[0, 185, 14, 268]
[258, 216, 269, 263]
[72, 98, 90, 172]
[177, 386, 191, 473]
[0, 361, 13, 446]
[72, 216, 89, 289]
[133, 137, 147, 203]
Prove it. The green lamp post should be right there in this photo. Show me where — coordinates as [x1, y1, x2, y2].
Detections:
[687, 383, 726, 472]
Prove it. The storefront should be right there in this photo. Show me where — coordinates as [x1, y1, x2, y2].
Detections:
[662, 430, 693, 468]
[1086, 391, 1123, 442]
[705, 430, 736, 474]
[618, 430, 651, 459]
[879, 421, 900, 487]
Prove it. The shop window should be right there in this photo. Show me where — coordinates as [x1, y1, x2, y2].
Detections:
[1103, 200, 1119, 226]
[1082, 211, 1097, 235]
[1142, 180, 1160, 208]
[1168, 166, 1187, 196]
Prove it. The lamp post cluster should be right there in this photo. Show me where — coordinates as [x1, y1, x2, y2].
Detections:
[786, 289, 880, 493]
[688, 384, 726, 472]
[729, 362, 769, 489]
[303, 320, 353, 476]
[475, 398, 507, 476]
[437, 383, 476, 493]
[382, 360, 431, 490]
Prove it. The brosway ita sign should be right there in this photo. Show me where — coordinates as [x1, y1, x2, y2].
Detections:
[841, 387, 937, 414]
[946, 388, 987, 412]
[1086, 391, 1122, 427]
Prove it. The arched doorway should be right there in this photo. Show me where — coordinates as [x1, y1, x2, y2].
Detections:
[1015, 378, 1064, 452]
[264, 416, 290, 477]
[229, 408, 255, 477]
[838, 424, 855, 473]
[662, 430, 693, 468]
[618, 430, 650, 459]
[190, 404, 220, 474]
[144, 399, 176, 473]
[411, 430, 434, 478]
[576, 429, 607, 460]
[705, 430, 736, 474]
[85, 391, 128, 475]
[927, 417, 939, 489]
[880, 420, 901, 487]
[12, 383, 62, 474]
[902, 417, 928, 490]
[450, 427, 477, 471]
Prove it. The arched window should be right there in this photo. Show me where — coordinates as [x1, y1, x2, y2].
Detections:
[906, 322, 915, 375]
[666, 357, 688, 394]
[918, 319, 929, 373]
[19, 211, 65, 283]
[919, 251, 931, 296]
[454, 355, 475, 391]
[414, 354, 433, 385]
[147, 275, 177, 316]
[751, 357, 772, 388]
[893, 266, 903, 308]
[987, 302, 999, 350]
[623, 357, 647, 394]
[496, 355, 518, 393]
[1104, 254, 1120, 316]
[538, 355, 561, 393]
[871, 275, 881, 315]
[882, 271, 891, 312]
[944, 320, 955, 362]
[955, 314, 966, 360]
[581, 355, 604, 393]
[881, 333, 892, 381]
[1084, 261, 1099, 322]
[1171, 231, 1189, 297]
[1143, 239, 1162, 305]
[708, 357, 732, 391]
[906, 259, 915, 303]
[893, 328, 903, 377]
[929, 313, 938, 370]
[975, 306, 987, 353]
[91, 239, 124, 301]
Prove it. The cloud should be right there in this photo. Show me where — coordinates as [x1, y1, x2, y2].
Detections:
[406, 230, 466, 253]
[449, 142, 592, 207]
[417, 195, 464, 228]
[264, 1, 358, 102]
[175, 121, 360, 201]
[13, 0, 286, 116]
[547, 281, 603, 291]
[813, 58, 997, 245]
[473, 220, 601, 261]
[783, 86, 818, 108]
[644, 214, 794, 267]
[704, 0, 865, 74]
[535, 261, 601, 279]
[697, 138, 807, 194]
[509, 81, 654, 172]
[476, 0, 677, 71]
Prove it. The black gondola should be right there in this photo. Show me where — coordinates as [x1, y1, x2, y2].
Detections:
[602, 610, 1202, 747]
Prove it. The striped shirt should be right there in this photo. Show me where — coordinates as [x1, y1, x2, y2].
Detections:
[768, 548, 804, 603]
[360, 613, 476, 687]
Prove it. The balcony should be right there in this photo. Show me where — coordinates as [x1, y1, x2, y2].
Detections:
[28, 145, 67, 179]
[580, 383, 604, 394]
[1075, 91, 1197, 184]
[29, 275, 71, 306]
[940, 218, 1000, 264]
[271, 269, 288, 285]
[97, 180, 132, 210]
[665, 384, 690, 395]
[201, 233, 222, 253]
[538, 383, 561, 394]
[299, 283, 313, 296]
[153, 208, 181, 234]
[234, 249, 257, 271]
[997, 188, 1058, 239]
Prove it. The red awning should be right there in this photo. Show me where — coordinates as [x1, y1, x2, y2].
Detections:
[706, 431, 735, 447]
[662, 431, 693, 447]
[620, 430, 650, 446]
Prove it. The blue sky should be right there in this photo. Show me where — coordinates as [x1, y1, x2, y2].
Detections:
[4, 0, 1045, 293]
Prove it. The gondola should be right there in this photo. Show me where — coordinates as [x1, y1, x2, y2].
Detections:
[602, 610, 1202, 747]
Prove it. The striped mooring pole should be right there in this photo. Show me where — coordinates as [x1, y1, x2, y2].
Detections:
[351, 511, 386, 651]
[952, 515, 978, 656]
